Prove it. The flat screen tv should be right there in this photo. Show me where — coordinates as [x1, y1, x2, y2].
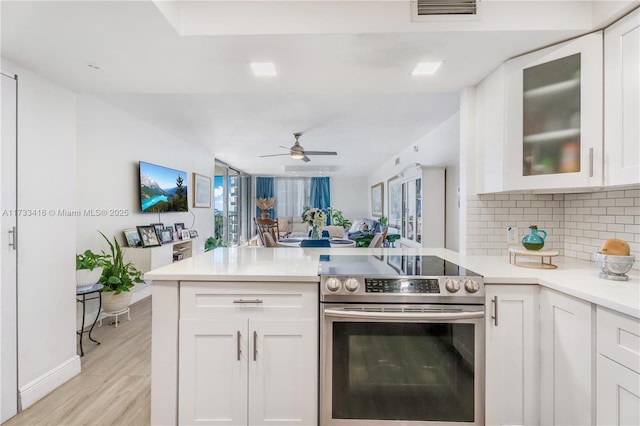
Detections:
[139, 161, 188, 213]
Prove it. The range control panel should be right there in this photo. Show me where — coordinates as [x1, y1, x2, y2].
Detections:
[365, 278, 440, 294]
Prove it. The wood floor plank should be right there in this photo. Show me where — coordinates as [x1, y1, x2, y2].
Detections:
[3, 297, 152, 426]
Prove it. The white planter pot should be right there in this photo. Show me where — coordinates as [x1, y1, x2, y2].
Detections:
[101, 291, 133, 314]
[76, 267, 103, 291]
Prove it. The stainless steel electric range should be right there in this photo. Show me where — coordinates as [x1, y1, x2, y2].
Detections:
[318, 254, 485, 426]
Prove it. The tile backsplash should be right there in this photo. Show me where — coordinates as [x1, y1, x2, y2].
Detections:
[466, 188, 639, 271]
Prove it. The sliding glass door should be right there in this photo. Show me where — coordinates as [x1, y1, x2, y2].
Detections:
[214, 162, 251, 246]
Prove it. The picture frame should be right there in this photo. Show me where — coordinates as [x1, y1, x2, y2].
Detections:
[137, 225, 161, 248]
[180, 229, 191, 241]
[193, 173, 211, 208]
[151, 223, 164, 242]
[164, 226, 173, 233]
[123, 228, 141, 247]
[160, 229, 173, 244]
[370, 182, 384, 217]
[174, 223, 185, 234]
[189, 229, 199, 239]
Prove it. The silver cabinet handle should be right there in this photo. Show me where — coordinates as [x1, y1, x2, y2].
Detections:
[491, 296, 499, 326]
[253, 331, 257, 361]
[8, 226, 16, 250]
[236, 331, 241, 361]
[233, 299, 263, 304]
[589, 147, 594, 178]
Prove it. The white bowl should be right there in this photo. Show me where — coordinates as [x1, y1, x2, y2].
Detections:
[593, 253, 635, 276]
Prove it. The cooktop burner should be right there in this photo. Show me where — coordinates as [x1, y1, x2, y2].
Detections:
[318, 255, 481, 277]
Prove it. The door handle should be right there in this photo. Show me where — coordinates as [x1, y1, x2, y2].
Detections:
[589, 148, 594, 178]
[253, 331, 257, 361]
[8, 226, 16, 250]
[233, 299, 263, 304]
[491, 296, 499, 326]
[236, 331, 241, 361]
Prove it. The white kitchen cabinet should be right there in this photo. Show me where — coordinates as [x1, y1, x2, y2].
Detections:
[604, 8, 640, 186]
[485, 285, 539, 426]
[539, 288, 594, 426]
[504, 32, 603, 191]
[178, 282, 318, 426]
[596, 306, 640, 426]
[474, 64, 506, 194]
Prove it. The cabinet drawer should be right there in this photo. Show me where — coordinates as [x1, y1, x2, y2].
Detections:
[597, 306, 640, 374]
[180, 281, 318, 320]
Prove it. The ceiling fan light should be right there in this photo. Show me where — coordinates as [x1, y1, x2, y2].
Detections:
[290, 152, 305, 160]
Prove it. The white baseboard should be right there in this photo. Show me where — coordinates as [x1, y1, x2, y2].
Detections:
[132, 284, 151, 304]
[19, 356, 81, 410]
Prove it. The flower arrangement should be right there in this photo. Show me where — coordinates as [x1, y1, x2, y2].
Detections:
[303, 207, 327, 227]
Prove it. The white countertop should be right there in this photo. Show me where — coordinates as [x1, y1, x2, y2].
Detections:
[145, 247, 640, 319]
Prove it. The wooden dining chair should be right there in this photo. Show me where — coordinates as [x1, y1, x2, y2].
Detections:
[255, 218, 281, 247]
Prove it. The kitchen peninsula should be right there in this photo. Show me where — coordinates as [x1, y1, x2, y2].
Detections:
[146, 247, 639, 426]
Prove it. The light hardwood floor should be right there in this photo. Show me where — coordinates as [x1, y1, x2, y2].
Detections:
[4, 297, 151, 426]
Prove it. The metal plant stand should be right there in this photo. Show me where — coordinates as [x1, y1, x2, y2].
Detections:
[76, 283, 103, 357]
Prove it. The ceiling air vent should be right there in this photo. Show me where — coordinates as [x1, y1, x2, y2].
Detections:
[414, 0, 478, 16]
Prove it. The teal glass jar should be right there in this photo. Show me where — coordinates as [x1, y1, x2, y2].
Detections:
[522, 225, 547, 251]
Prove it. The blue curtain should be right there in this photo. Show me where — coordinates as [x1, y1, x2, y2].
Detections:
[310, 177, 331, 224]
[255, 177, 275, 219]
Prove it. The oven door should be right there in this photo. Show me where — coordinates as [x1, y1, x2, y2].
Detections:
[320, 304, 485, 426]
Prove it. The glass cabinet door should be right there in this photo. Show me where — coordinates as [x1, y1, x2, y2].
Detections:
[505, 32, 603, 190]
[523, 53, 581, 176]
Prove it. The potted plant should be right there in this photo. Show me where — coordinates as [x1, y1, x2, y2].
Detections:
[205, 236, 227, 252]
[379, 215, 388, 232]
[97, 231, 144, 313]
[327, 207, 352, 229]
[76, 249, 107, 291]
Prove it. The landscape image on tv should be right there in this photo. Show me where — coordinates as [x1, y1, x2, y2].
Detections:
[139, 161, 188, 213]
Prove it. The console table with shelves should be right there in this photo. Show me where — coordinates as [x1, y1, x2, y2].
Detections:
[124, 239, 197, 302]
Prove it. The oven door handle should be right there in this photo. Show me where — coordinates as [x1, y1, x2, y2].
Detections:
[323, 309, 485, 321]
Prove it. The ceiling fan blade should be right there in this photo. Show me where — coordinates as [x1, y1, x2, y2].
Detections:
[259, 153, 290, 158]
[304, 151, 337, 156]
[302, 155, 311, 162]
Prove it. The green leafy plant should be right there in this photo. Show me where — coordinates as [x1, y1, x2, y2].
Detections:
[97, 231, 144, 294]
[379, 216, 388, 227]
[76, 250, 108, 271]
[327, 207, 352, 229]
[205, 236, 227, 252]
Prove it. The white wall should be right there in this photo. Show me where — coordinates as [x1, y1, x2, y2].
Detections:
[330, 176, 368, 223]
[367, 112, 461, 250]
[2, 59, 80, 408]
[75, 95, 215, 253]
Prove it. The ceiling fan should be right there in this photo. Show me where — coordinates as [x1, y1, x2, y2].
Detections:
[259, 133, 337, 162]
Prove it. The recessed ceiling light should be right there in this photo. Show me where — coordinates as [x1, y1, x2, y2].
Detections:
[250, 62, 277, 77]
[411, 61, 442, 76]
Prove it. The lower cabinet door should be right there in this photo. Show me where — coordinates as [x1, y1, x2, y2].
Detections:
[248, 319, 317, 425]
[179, 319, 248, 425]
[485, 285, 539, 425]
[597, 354, 640, 426]
[539, 288, 593, 426]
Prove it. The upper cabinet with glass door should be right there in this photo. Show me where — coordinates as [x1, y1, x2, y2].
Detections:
[504, 32, 603, 191]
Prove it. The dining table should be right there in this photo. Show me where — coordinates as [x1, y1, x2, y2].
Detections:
[277, 237, 356, 248]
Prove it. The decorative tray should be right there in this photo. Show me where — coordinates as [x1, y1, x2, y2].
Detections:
[508, 247, 559, 269]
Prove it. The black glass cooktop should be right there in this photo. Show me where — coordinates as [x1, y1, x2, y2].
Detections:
[318, 255, 481, 277]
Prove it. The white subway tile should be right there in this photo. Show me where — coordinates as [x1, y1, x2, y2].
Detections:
[607, 190, 626, 198]
[607, 206, 625, 215]
[615, 198, 634, 207]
